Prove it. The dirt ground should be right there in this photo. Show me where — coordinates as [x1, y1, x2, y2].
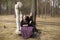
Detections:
[0, 15, 60, 40]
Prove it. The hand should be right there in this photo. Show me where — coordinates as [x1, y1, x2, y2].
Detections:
[29, 21, 32, 24]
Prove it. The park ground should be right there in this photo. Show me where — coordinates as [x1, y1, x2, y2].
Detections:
[0, 15, 60, 40]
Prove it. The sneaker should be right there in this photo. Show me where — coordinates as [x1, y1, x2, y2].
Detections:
[15, 29, 21, 35]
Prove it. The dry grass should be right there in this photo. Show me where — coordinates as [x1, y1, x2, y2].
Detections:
[0, 15, 60, 40]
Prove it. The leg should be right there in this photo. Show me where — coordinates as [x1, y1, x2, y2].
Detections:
[15, 12, 21, 34]
[20, 11, 22, 30]
[32, 21, 38, 32]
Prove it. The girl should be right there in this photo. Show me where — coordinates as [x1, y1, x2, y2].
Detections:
[21, 15, 34, 39]
[15, 1, 23, 34]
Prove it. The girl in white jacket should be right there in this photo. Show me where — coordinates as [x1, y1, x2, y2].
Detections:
[15, 1, 23, 34]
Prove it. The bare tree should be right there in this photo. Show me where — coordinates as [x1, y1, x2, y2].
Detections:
[0, 0, 1, 14]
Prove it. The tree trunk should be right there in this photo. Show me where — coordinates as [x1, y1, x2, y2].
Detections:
[0, 0, 2, 14]
[32, 0, 37, 25]
[34, 0, 37, 25]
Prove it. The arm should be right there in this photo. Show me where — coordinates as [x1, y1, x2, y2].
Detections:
[21, 20, 23, 27]
[21, 20, 28, 27]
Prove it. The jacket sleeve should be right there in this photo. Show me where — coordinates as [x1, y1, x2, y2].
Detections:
[21, 20, 23, 27]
